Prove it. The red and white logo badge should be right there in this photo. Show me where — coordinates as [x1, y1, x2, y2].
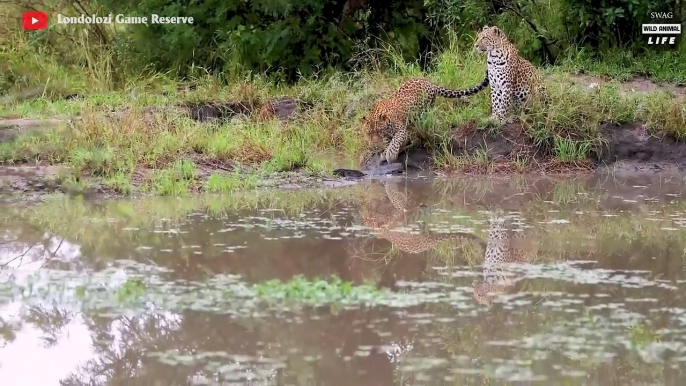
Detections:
[22, 11, 48, 30]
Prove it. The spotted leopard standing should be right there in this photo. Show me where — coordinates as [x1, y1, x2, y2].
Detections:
[472, 214, 537, 305]
[360, 74, 489, 167]
[474, 25, 549, 124]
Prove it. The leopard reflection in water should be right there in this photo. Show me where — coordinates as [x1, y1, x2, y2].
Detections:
[354, 181, 538, 305]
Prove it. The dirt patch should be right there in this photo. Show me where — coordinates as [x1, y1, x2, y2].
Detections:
[257, 98, 300, 122]
[0, 118, 64, 129]
[594, 123, 686, 173]
[569, 74, 686, 96]
[449, 121, 534, 161]
[0, 165, 68, 195]
[180, 97, 301, 123]
[182, 101, 254, 122]
[358, 122, 543, 174]
[0, 119, 65, 142]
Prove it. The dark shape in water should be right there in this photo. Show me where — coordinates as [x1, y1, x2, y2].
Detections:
[361, 149, 432, 172]
[333, 161, 407, 179]
[332, 169, 366, 178]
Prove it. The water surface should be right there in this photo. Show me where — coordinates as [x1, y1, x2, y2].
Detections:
[3, 174, 686, 384]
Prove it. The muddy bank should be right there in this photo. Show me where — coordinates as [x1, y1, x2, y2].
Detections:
[0, 118, 64, 142]
[360, 121, 686, 176]
[0, 163, 359, 199]
[3, 120, 686, 197]
[117, 97, 304, 123]
[2, 76, 686, 198]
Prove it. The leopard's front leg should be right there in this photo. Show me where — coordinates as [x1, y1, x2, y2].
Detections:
[490, 88, 510, 124]
[381, 123, 407, 164]
[384, 181, 408, 211]
[400, 130, 420, 154]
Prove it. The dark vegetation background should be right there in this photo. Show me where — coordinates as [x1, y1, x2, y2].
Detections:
[1, 0, 685, 93]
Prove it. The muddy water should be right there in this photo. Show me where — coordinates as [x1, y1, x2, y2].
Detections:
[3, 175, 686, 385]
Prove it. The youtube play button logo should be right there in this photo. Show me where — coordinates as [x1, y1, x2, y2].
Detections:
[22, 11, 48, 30]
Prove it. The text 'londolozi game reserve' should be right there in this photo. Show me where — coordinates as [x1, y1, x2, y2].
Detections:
[20, 11, 194, 30]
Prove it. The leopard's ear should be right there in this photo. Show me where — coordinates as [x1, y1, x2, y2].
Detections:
[361, 116, 367, 123]
[491, 26, 502, 35]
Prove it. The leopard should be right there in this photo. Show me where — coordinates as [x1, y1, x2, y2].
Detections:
[472, 214, 538, 305]
[474, 25, 549, 124]
[360, 73, 490, 167]
[359, 181, 486, 254]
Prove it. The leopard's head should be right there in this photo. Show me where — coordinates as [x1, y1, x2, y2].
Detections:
[472, 279, 506, 305]
[361, 100, 390, 148]
[474, 25, 509, 54]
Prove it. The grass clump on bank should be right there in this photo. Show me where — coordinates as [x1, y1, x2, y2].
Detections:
[0, 76, 366, 193]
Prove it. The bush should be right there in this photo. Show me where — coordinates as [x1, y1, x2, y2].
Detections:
[1, 0, 684, 85]
[92, 0, 440, 81]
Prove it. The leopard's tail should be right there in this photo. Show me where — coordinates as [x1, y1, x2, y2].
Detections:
[434, 69, 489, 99]
[433, 232, 487, 250]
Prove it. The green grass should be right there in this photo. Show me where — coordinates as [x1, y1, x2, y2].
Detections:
[2, 25, 686, 195]
[557, 47, 686, 84]
[148, 160, 198, 196]
[254, 275, 388, 305]
[553, 138, 594, 164]
[205, 170, 259, 193]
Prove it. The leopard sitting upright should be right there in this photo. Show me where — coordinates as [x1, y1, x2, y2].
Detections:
[474, 25, 549, 124]
[360, 74, 489, 167]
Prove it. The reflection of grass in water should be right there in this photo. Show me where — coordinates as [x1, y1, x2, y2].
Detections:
[551, 180, 587, 205]
[3, 186, 371, 258]
[429, 239, 483, 266]
[431, 178, 492, 206]
[9, 175, 686, 270]
[364, 177, 686, 270]
[431, 176, 597, 209]
[511, 175, 531, 194]
[384, 244, 404, 261]
[9, 184, 367, 234]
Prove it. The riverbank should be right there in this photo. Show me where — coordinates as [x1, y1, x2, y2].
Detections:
[1, 48, 685, 197]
